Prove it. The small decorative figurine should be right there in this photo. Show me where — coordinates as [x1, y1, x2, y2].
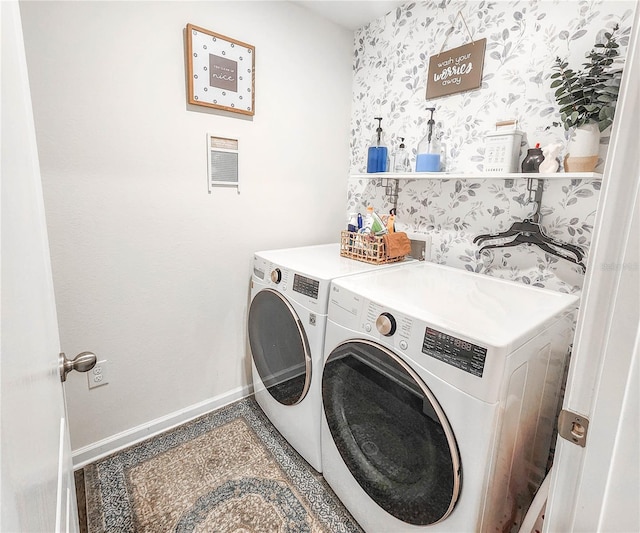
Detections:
[539, 142, 563, 173]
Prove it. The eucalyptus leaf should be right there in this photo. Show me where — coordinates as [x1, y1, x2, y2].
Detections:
[575, 189, 594, 198]
[571, 30, 587, 40]
[550, 24, 622, 131]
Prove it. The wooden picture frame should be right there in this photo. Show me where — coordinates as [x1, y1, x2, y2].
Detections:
[186, 24, 255, 116]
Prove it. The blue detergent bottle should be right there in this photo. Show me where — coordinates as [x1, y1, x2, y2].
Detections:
[366, 117, 388, 173]
[416, 108, 442, 172]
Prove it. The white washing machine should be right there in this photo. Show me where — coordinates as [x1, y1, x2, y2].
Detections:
[247, 243, 413, 472]
[321, 261, 579, 532]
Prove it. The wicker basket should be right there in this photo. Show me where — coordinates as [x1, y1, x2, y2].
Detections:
[339, 230, 406, 265]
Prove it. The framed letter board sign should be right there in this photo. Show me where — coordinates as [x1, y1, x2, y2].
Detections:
[186, 24, 255, 116]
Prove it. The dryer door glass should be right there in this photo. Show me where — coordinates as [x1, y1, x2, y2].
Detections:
[248, 289, 311, 405]
[322, 340, 461, 525]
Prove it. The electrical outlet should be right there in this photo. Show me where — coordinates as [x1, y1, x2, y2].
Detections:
[407, 233, 433, 262]
[88, 360, 108, 389]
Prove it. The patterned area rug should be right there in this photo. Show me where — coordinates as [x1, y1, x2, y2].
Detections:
[84, 397, 362, 532]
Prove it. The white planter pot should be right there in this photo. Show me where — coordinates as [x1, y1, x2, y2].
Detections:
[564, 122, 600, 172]
[567, 122, 600, 158]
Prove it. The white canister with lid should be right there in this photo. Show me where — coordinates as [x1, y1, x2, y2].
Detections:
[483, 120, 523, 173]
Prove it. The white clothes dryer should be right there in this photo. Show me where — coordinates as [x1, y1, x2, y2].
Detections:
[321, 262, 579, 532]
[247, 243, 413, 472]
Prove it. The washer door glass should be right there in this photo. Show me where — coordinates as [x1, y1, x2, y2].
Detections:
[322, 340, 461, 525]
[248, 289, 311, 406]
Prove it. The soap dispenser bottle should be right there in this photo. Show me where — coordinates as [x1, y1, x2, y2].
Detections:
[416, 108, 442, 172]
[367, 117, 388, 173]
[435, 123, 446, 171]
[392, 137, 411, 173]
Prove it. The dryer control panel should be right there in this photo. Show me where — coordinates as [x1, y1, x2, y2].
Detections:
[422, 327, 487, 378]
[293, 274, 319, 300]
[252, 255, 329, 310]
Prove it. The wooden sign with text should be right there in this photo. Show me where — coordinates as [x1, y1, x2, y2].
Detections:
[426, 39, 486, 100]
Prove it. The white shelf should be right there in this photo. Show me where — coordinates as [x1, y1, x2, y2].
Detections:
[350, 172, 603, 181]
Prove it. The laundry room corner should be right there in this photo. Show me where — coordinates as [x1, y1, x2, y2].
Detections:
[18, 0, 354, 455]
[347, 0, 635, 293]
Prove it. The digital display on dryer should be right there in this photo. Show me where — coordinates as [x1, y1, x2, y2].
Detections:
[293, 274, 319, 299]
[422, 327, 487, 377]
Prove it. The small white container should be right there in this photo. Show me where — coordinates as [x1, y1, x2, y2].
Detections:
[484, 120, 523, 173]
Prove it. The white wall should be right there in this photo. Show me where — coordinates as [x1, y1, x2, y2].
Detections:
[19, 0, 353, 451]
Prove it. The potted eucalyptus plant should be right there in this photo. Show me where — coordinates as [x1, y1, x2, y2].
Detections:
[550, 24, 623, 171]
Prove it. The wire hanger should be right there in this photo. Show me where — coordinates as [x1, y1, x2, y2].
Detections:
[473, 178, 586, 271]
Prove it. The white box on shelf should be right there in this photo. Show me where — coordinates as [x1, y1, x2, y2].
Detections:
[484, 120, 523, 173]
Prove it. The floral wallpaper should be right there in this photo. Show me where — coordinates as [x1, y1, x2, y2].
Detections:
[348, 0, 635, 292]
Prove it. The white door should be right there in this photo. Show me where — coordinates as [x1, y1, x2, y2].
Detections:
[545, 5, 640, 532]
[1, 2, 87, 531]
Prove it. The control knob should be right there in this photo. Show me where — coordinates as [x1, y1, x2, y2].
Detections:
[376, 312, 396, 337]
[270, 268, 282, 284]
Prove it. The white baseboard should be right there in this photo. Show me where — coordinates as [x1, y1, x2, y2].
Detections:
[72, 384, 253, 469]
